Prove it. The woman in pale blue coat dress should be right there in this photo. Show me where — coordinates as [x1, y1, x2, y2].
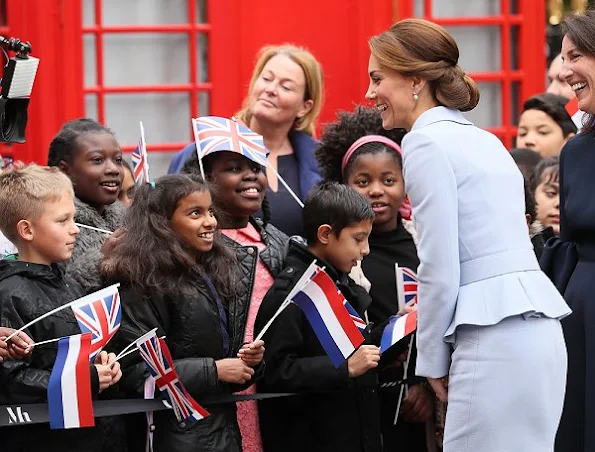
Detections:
[365, 19, 571, 452]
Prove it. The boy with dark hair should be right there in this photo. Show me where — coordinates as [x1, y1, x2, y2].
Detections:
[0, 164, 121, 452]
[255, 182, 383, 452]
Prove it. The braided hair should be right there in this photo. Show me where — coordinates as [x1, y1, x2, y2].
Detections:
[316, 105, 406, 182]
[48, 118, 115, 166]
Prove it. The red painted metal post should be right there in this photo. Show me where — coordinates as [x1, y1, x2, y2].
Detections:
[93, 0, 105, 124]
[518, 0, 546, 109]
[501, 0, 513, 148]
[187, 0, 199, 121]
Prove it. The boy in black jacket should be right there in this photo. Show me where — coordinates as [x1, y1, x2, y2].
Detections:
[0, 164, 121, 452]
[255, 182, 383, 452]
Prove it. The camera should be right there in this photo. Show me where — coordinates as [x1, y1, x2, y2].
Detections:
[0, 35, 39, 143]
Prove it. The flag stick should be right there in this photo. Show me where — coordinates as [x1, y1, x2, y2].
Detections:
[113, 336, 165, 364]
[5, 283, 121, 342]
[75, 223, 113, 235]
[139, 121, 150, 184]
[191, 118, 206, 181]
[253, 300, 291, 343]
[264, 161, 304, 208]
[394, 333, 415, 425]
[115, 327, 158, 362]
[27, 337, 61, 347]
[112, 335, 166, 368]
[254, 260, 319, 342]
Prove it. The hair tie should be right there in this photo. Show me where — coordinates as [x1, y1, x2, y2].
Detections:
[149, 181, 156, 189]
[341, 135, 412, 220]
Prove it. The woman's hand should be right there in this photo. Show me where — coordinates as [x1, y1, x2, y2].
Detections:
[427, 376, 448, 403]
[237, 340, 265, 367]
[215, 358, 255, 384]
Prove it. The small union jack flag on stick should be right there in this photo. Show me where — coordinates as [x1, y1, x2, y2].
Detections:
[395, 265, 418, 310]
[132, 121, 150, 185]
[136, 330, 209, 424]
[5, 283, 121, 347]
[193, 116, 268, 166]
[71, 284, 122, 359]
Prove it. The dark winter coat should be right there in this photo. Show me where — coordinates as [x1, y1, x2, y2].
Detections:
[220, 217, 289, 354]
[112, 268, 267, 452]
[254, 240, 383, 452]
[0, 260, 102, 452]
[63, 198, 125, 293]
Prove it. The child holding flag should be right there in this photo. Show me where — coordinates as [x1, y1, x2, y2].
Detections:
[0, 164, 121, 452]
[48, 118, 126, 293]
[316, 106, 433, 451]
[182, 118, 289, 452]
[101, 173, 265, 452]
[254, 182, 383, 452]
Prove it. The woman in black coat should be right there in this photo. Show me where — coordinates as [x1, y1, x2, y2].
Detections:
[541, 11, 595, 452]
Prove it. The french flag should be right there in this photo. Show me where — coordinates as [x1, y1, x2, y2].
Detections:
[379, 310, 417, 354]
[48, 333, 95, 429]
[292, 270, 364, 367]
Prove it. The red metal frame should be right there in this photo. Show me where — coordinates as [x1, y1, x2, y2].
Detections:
[400, 0, 546, 149]
[82, 0, 211, 152]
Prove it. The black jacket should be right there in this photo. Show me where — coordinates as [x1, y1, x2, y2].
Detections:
[113, 272, 264, 452]
[254, 240, 382, 452]
[220, 217, 289, 354]
[0, 260, 102, 452]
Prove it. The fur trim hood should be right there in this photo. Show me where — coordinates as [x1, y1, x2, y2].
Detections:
[62, 199, 125, 292]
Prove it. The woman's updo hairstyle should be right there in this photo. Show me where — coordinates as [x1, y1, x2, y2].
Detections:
[369, 18, 480, 112]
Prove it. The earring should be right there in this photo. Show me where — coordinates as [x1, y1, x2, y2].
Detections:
[413, 92, 419, 101]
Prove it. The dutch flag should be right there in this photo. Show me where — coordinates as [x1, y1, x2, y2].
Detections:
[292, 270, 364, 367]
[379, 310, 417, 354]
[48, 333, 95, 429]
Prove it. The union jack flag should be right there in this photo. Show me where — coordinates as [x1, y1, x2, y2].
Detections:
[343, 299, 367, 332]
[192, 116, 269, 167]
[136, 331, 209, 424]
[132, 121, 150, 185]
[396, 266, 419, 309]
[71, 284, 121, 359]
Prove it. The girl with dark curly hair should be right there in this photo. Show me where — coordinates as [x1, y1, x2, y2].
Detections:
[316, 105, 432, 452]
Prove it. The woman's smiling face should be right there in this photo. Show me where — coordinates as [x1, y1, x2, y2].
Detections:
[365, 53, 417, 131]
